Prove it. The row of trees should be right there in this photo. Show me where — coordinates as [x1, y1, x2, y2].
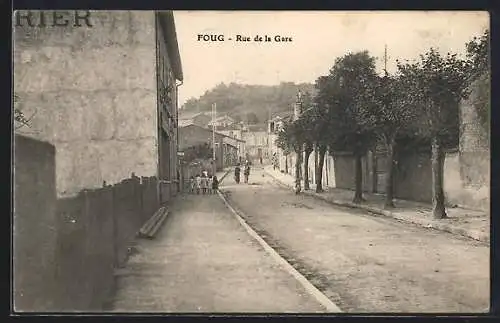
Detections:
[277, 30, 489, 219]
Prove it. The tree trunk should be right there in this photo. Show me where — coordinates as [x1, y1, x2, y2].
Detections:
[285, 154, 288, 174]
[295, 147, 302, 194]
[303, 147, 313, 190]
[431, 136, 447, 218]
[315, 145, 327, 193]
[314, 145, 318, 185]
[384, 136, 396, 209]
[353, 153, 364, 204]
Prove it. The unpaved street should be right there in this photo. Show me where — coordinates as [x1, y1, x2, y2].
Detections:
[222, 168, 490, 313]
[110, 193, 326, 313]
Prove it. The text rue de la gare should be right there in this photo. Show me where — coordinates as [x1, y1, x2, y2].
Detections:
[197, 34, 293, 43]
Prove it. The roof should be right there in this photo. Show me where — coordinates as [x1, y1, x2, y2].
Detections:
[180, 124, 245, 142]
[213, 124, 242, 131]
[157, 11, 183, 82]
[178, 111, 209, 120]
[271, 111, 293, 119]
[213, 115, 234, 122]
[178, 119, 194, 127]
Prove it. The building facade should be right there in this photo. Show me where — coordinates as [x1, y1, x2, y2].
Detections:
[179, 124, 240, 171]
[215, 125, 246, 160]
[208, 114, 236, 128]
[13, 10, 183, 201]
[241, 125, 268, 162]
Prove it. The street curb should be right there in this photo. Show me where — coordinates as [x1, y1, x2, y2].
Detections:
[218, 168, 232, 184]
[217, 190, 342, 313]
[264, 170, 489, 244]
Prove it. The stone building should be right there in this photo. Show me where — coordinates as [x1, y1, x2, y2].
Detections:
[208, 114, 236, 128]
[13, 10, 183, 201]
[242, 125, 268, 162]
[179, 124, 241, 171]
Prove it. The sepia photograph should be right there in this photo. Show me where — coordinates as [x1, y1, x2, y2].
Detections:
[12, 10, 490, 314]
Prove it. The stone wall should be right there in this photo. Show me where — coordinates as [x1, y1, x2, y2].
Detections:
[394, 150, 433, 203]
[444, 151, 489, 211]
[451, 75, 490, 211]
[13, 11, 158, 197]
[332, 153, 371, 192]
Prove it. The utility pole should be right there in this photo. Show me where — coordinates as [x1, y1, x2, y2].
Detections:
[383, 44, 389, 77]
[212, 102, 217, 175]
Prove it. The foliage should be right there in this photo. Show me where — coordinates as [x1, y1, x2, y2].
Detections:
[245, 112, 259, 124]
[471, 72, 490, 135]
[14, 93, 32, 130]
[396, 48, 471, 148]
[181, 82, 315, 125]
[358, 72, 420, 145]
[466, 29, 490, 133]
[320, 51, 379, 155]
[466, 29, 490, 80]
[275, 119, 300, 155]
[183, 142, 213, 163]
[289, 91, 317, 149]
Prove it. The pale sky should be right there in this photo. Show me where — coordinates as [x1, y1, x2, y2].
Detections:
[173, 11, 489, 107]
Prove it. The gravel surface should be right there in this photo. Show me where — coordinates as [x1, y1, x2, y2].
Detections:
[222, 168, 490, 313]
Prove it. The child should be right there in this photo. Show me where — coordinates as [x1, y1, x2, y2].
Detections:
[189, 176, 195, 194]
[195, 174, 201, 195]
[207, 176, 213, 194]
[200, 174, 208, 195]
[212, 175, 219, 193]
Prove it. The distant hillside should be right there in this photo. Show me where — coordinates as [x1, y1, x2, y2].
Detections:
[180, 82, 315, 124]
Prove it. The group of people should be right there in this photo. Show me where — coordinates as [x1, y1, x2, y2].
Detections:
[234, 161, 251, 184]
[189, 170, 219, 195]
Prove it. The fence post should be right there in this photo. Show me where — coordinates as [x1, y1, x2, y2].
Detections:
[111, 184, 119, 268]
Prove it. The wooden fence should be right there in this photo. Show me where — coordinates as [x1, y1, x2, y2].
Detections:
[54, 174, 159, 311]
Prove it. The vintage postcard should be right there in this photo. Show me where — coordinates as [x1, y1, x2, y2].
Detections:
[12, 10, 490, 314]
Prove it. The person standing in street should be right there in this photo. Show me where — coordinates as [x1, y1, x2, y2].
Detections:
[244, 162, 250, 184]
[234, 163, 241, 184]
[207, 175, 213, 194]
[212, 175, 219, 193]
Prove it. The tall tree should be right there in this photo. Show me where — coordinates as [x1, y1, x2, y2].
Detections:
[321, 51, 379, 203]
[294, 91, 315, 190]
[397, 48, 471, 218]
[311, 76, 335, 193]
[358, 72, 420, 208]
[275, 119, 296, 174]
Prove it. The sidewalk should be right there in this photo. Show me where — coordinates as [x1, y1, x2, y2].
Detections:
[108, 192, 326, 312]
[263, 166, 489, 243]
[216, 167, 232, 184]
